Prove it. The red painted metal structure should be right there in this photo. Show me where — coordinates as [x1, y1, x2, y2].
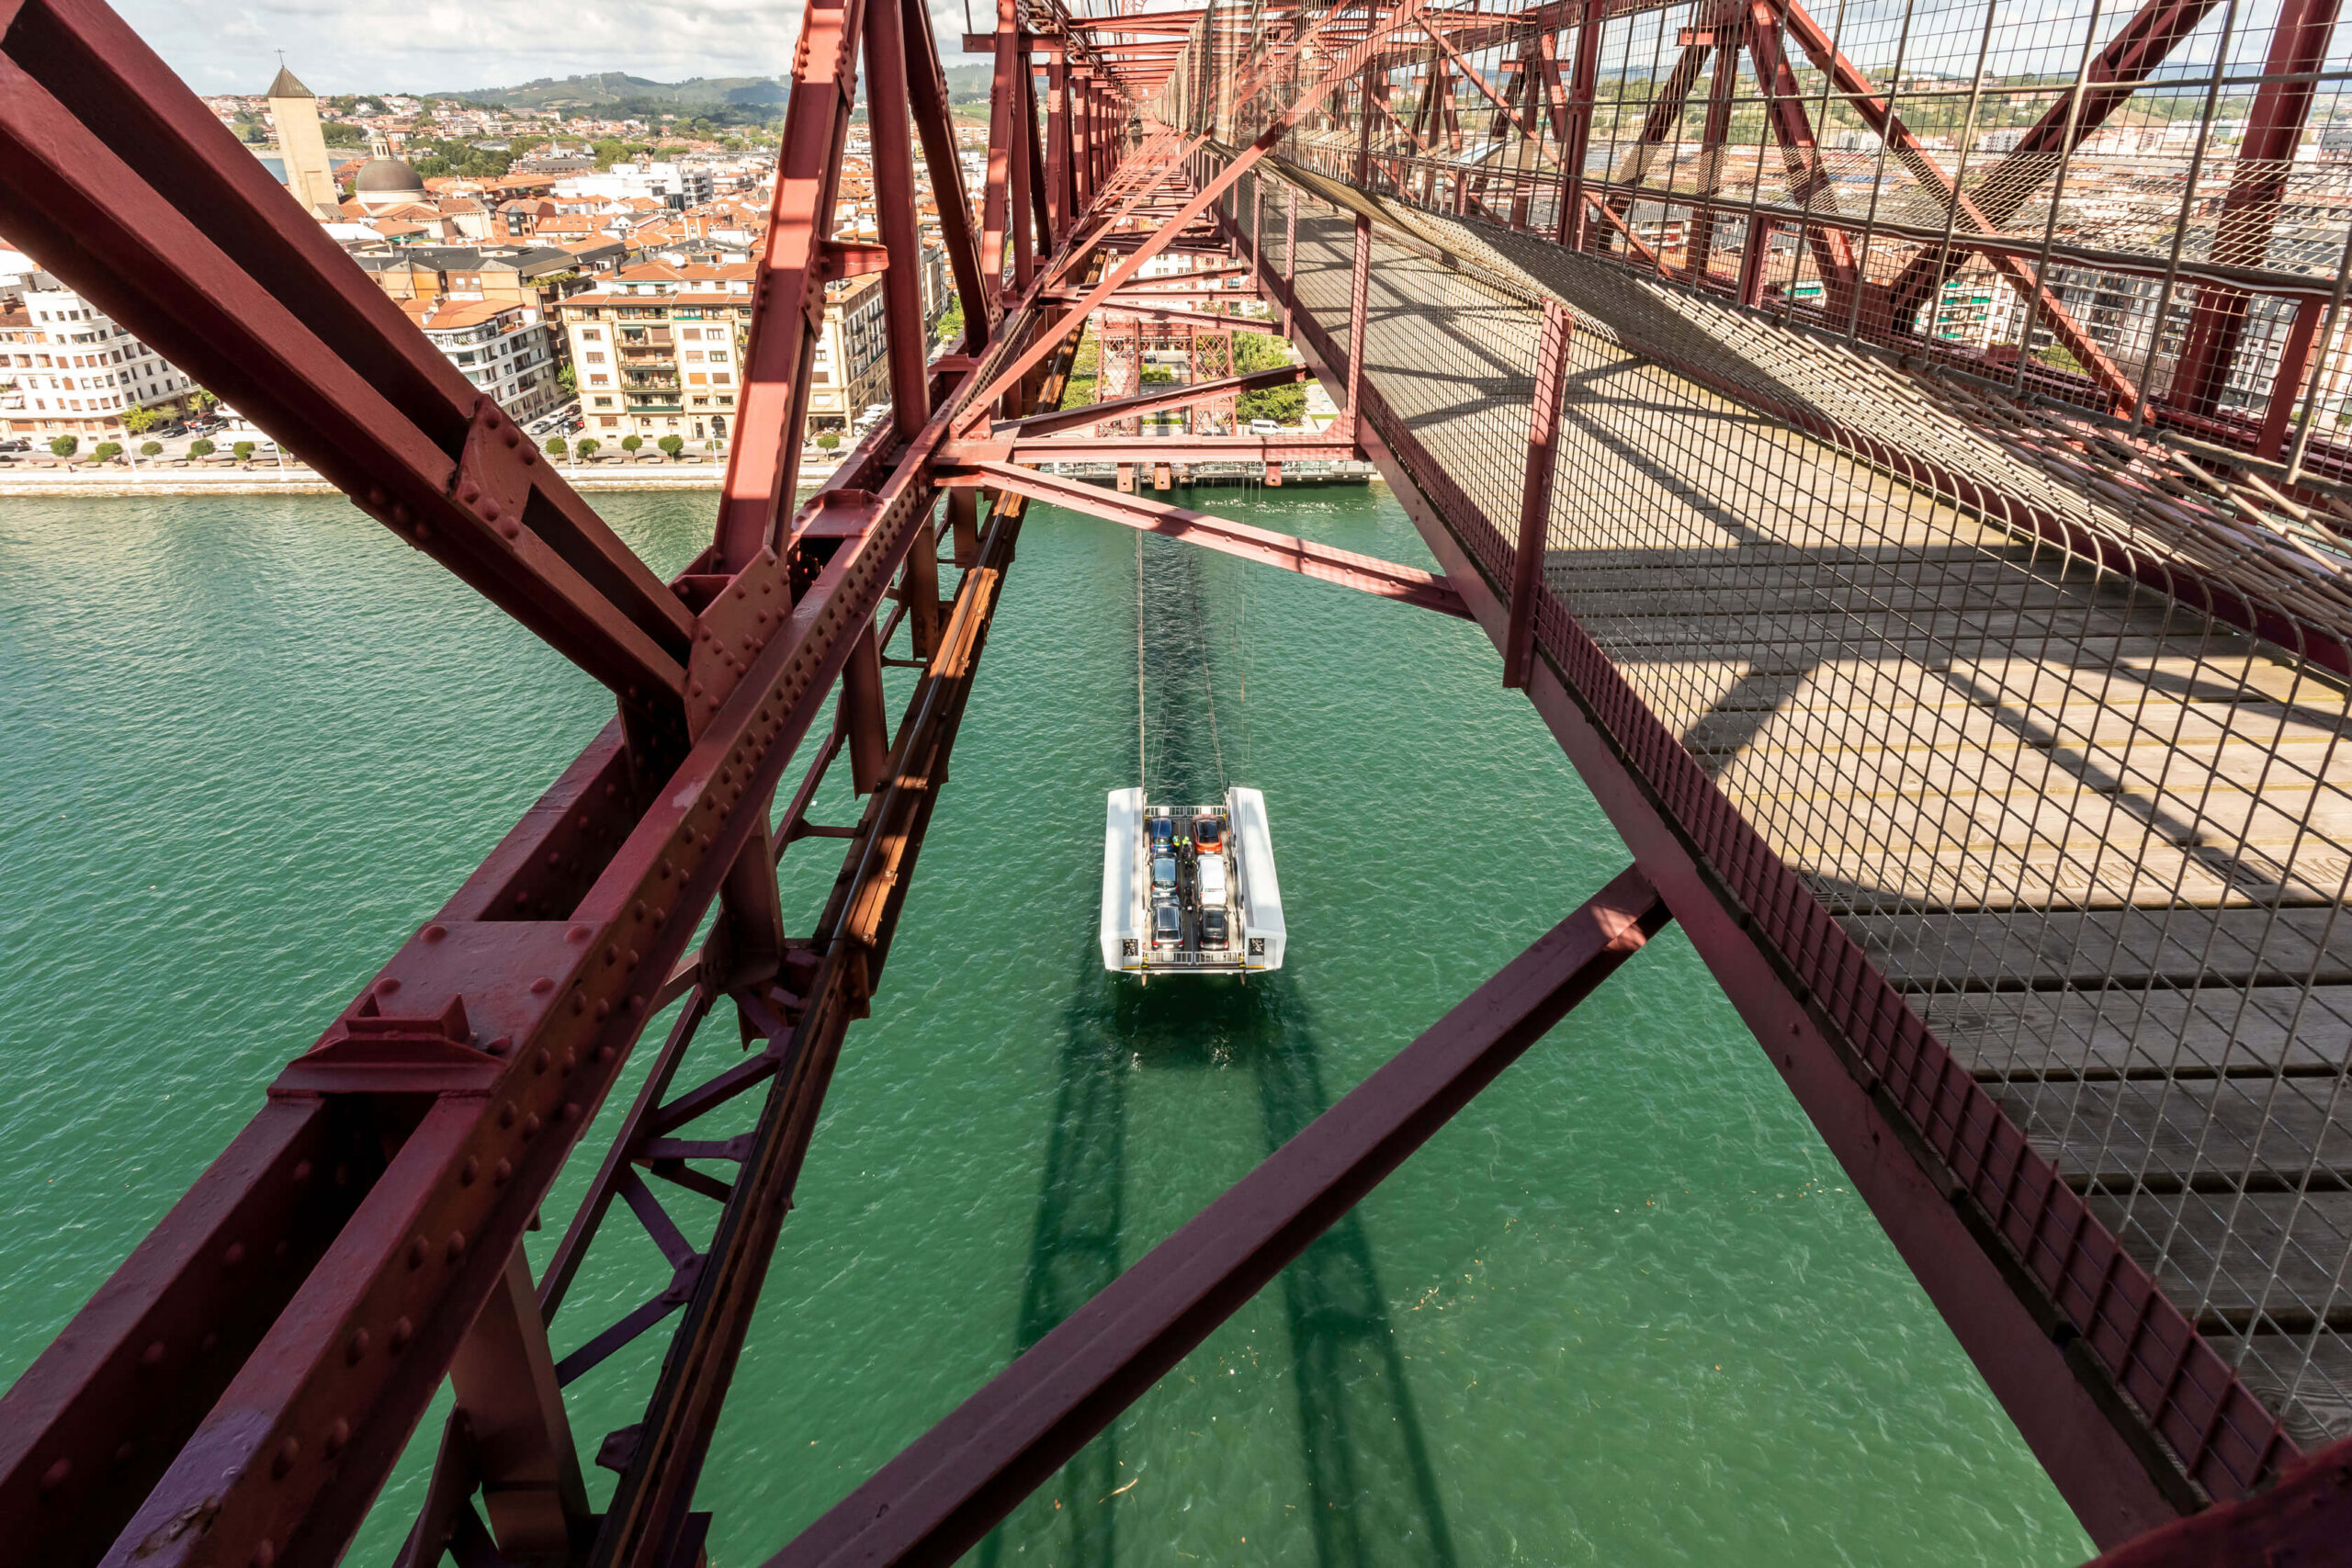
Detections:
[5, 0, 2352, 1564]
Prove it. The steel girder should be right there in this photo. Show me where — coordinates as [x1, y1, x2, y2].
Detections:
[755, 868, 1671, 1568]
[0, 0, 1101, 1560]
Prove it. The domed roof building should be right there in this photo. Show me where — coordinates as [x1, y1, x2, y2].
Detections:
[353, 156, 425, 213]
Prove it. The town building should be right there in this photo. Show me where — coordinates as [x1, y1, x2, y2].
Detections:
[356, 244, 602, 327]
[2, 282, 199, 439]
[397, 297, 565, 423]
[807, 270, 893, 437]
[560, 261, 755, 446]
[352, 156, 428, 216]
[266, 62, 340, 217]
[554, 162, 715, 211]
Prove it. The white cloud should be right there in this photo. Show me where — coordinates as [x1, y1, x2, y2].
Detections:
[117, 0, 992, 96]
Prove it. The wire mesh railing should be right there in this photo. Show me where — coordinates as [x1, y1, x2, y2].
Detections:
[1214, 129, 2352, 1498]
[1159, 0, 2352, 473]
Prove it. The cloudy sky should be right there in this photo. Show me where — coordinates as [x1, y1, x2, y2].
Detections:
[117, 0, 990, 96]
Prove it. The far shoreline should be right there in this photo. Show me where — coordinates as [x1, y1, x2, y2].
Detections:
[0, 460, 831, 500]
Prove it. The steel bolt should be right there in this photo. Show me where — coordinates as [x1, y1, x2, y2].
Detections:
[112, 1441, 135, 1467]
[522, 1113, 542, 1139]
[141, 1340, 166, 1371]
[444, 1232, 466, 1263]
[530, 977, 554, 995]
[345, 1329, 369, 1365]
[253, 1541, 276, 1568]
[324, 1419, 350, 1458]
[270, 1437, 300, 1479]
[493, 1158, 513, 1185]
[40, 1457, 70, 1493]
[223, 1242, 246, 1268]
[389, 1317, 413, 1353]
[460, 1157, 479, 1187]
[408, 1236, 427, 1269]
[377, 977, 400, 996]
[533, 1049, 549, 1074]
[292, 1160, 313, 1183]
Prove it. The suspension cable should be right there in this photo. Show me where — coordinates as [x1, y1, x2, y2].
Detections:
[1200, 570, 1227, 792]
[1136, 528, 1148, 795]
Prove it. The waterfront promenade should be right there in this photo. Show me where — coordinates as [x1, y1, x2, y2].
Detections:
[0, 454, 840, 498]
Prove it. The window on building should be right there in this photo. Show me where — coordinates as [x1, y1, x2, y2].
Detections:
[586, 352, 606, 364]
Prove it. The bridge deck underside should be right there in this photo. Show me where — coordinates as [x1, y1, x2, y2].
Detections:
[1268, 188, 2352, 1450]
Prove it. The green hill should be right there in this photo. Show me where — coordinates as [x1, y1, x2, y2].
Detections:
[435, 73, 791, 112]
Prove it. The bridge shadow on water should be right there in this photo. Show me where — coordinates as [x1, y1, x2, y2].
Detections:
[978, 956, 1457, 1568]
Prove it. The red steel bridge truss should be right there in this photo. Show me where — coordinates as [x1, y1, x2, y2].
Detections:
[6, 0, 2352, 1562]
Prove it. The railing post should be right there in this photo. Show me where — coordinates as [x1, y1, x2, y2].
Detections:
[1505, 300, 1573, 689]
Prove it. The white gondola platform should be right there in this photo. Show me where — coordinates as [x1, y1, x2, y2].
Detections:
[1101, 787, 1285, 976]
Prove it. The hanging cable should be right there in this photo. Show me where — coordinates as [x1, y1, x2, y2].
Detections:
[1199, 576, 1227, 792]
[1136, 528, 1148, 796]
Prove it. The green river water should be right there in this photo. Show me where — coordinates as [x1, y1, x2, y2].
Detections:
[0, 486, 2090, 1565]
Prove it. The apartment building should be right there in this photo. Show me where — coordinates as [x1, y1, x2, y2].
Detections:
[555, 248, 950, 449]
[399, 297, 565, 423]
[560, 261, 754, 445]
[807, 271, 892, 436]
[2, 282, 199, 439]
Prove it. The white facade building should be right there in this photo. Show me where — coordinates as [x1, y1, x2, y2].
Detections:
[552, 161, 716, 209]
[3, 281, 199, 439]
[399, 297, 565, 423]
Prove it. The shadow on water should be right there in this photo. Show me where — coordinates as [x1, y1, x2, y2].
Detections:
[978, 955, 1456, 1568]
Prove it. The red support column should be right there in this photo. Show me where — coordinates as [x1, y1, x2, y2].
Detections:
[1505, 300, 1573, 689]
[864, 0, 931, 439]
[979, 0, 1020, 302]
[716, 0, 864, 567]
[1046, 51, 1073, 243]
[1012, 46, 1037, 299]
[840, 622, 890, 794]
[443, 1250, 593, 1562]
[902, 0, 992, 352]
[2258, 296, 2325, 457]
[948, 487, 980, 568]
[2170, 0, 2344, 416]
[902, 511, 944, 659]
[1687, 28, 1743, 280]
[1022, 54, 1050, 279]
